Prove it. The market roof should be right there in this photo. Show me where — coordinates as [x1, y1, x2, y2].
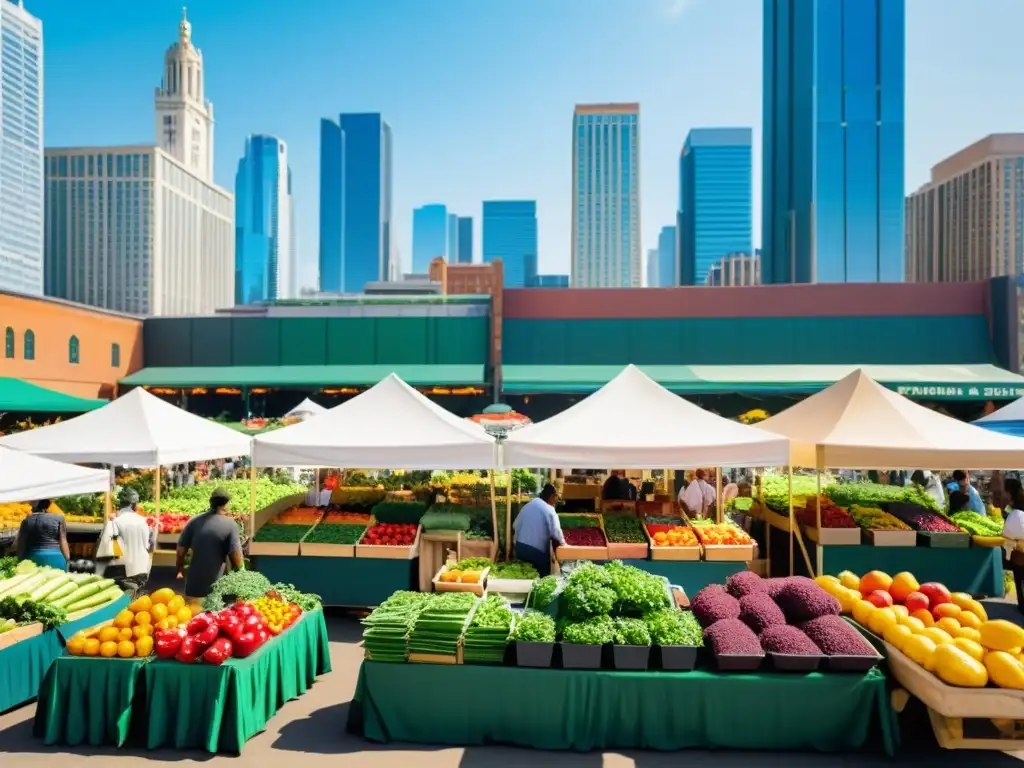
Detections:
[754, 369, 1024, 470]
[0, 445, 110, 503]
[501, 363, 1024, 400]
[0, 387, 252, 467]
[0, 377, 106, 413]
[252, 373, 496, 470]
[974, 395, 1024, 437]
[502, 364, 790, 469]
[285, 398, 326, 417]
[119, 364, 485, 388]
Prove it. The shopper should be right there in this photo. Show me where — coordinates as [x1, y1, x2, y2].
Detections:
[512, 483, 565, 577]
[1002, 482, 1024, 614]
[16, 499, 70, 570]
[601, 470, 632, 502]
[679, 469, 716, 518]
[947, 470, 985, 515]
[910, 470, 946, 511]
[98, 488, 154, 598]
[175, 487, 244, 601]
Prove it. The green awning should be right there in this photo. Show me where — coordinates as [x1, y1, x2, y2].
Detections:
[120, 364, 486, 388]
[501, 364, 1024, 401]
[0, 377, 106, 412]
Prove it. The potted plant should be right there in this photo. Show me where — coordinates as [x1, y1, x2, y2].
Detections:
[511, 610, 557, 668]
[560, 615, 614, 669]
[646, 608, 702, 671]
[612, 617, 651, 670]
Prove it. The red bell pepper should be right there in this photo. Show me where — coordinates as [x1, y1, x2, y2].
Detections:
[187, 613, 215, 636]
[233, 602, 256, 618]
[175, 635, 205, 663]
[232, 631, 263, 658]
[216, 611, 242, 635]
[155, 630, 183, 660]
[194, 623, 220, 646]
[201, 637, 233, 665]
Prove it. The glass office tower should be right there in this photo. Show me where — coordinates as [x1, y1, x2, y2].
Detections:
[678, 128, 752, 285]
[483, 200, 538, 288]
[762, 0, 905, 283]
[412, 204, 448, 274]
[457, 216, 473, 263]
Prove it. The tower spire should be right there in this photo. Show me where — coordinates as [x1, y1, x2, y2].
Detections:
[179, 6, 191, 44]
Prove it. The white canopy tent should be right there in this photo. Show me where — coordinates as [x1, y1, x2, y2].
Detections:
[0, 387, 252, 467]
[285, 398, 326, 420]
[755, 369, 1024, 470]
[252, 373, 496, 470]
[974, 396, 1024, 438]
[0, 445, 110, 503]
[501, 364, 790, 469]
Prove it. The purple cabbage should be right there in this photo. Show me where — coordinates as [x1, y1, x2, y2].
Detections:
[774, 580, 841, 623]
[759, 625, 822, 656]
[800, 615, 876, 657]
[738, 592, 786, 633]
[703, 618, 764, 656]
[691, 587, 741, 628]
[726, 570, 768, 598]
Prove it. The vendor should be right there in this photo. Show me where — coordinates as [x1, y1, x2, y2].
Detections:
[947, 470, 985, 515]
[175, 487, 244, 601]
[16, 499, 70, 571]
[512, 483, 565, 577]
[602, 470, 635, 501]
[679, 469, 716, 518]
[910, 470, 946, 511]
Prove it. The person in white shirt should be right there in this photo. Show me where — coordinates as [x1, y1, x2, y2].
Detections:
[679, 469, 716, 518]
[98, 488, 154, 598]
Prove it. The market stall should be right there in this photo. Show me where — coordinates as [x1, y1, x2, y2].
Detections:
[249, 374, 497, 606]
[502, 365, 789, 576]
[975, 395, 1024, 437]
[752, 369, 1024, 586]
[33, 577, 331, 752]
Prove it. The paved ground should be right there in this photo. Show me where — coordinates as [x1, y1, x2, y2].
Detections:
[1, 609, 1023, 766]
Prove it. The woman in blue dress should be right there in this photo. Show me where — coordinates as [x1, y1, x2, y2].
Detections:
[16, 499, 70, 570]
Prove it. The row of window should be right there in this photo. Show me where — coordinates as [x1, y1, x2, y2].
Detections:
[3, 327, 120, 367]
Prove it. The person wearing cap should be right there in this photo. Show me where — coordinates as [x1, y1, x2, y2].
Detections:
[99, 488, 154, 597]
[16, 499, 69, 570]
[175, 487, 244, 601]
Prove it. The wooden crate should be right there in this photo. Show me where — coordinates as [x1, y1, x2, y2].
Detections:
[487, 576, 536, 596]
[355, 524, 422, 560]
[866, 529, 917, 547]
[804, 526, 862, 546]
[928, 708, 1024, 750]
[554, 544, 609, 560]
[298, 518, 359, 558]
[0, 621, 43, 651]
[433, 565, 489, 596]
[249, 541, 300, 556]
[644, 521, 700, 561]
[703, 544, 755, 562]
[246, 493, 311, 556]
[560, 483, 601, 502]
[606, 541, 649, 560]
[917, 532, 970, 549]
[157, 533, 180, 546]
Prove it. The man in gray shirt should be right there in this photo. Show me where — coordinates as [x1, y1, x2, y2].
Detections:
[175, 487, 244, 600]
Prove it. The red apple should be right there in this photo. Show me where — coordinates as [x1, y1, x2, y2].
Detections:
[918, 582, 952, 608]
[905, 591, 930, 614]
[866, 590, 894, 608]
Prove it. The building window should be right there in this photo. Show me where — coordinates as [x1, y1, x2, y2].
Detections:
[3, 327, 13, 359]
[69, 335, 80, 364]
[23, 330, 34, 360]
[111, 342, 120, 368]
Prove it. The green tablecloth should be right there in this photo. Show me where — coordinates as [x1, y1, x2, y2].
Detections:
[627, 560, 747, 597]
[0, 593, 129, 714]
[348, 661, 897, 754]
[34, 656, 146, 746]
[252, 555, 417, 607]
[143, 606, 331, 753]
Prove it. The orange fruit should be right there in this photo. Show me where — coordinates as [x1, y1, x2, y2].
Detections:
[155, 618, 171, 631]
[150, 588, 176, 605]
[934, 603, 962, 621]
[889, 572, 920, 603]
[135, 636, 154, 658]
[859, 570, 894, 597]
[134, 611, 152, 626]
[891, 605, 909, 619]
[99, 641, 118, 658]
[150, 604, 169, 622]
[936, 617, 962, 637]
[66, 635, 87, 656]
[118, 628, 134, 642]
[899, 615, 926, 634]
[921, 627, 954, 646]
[175, 607, 192, 625]
[113, 610, 134, 629]
[132, 625, 153, 640]
[98, 626, 120, 643]
[117, 640, 135, 658]
[84, 638, 101, 657]
[959, 611, 982, 630]
[167, 596, 185, 614]
[129, 595, 152, 614]
[166, 616, 179, 629]
[911, 609, 935, 628]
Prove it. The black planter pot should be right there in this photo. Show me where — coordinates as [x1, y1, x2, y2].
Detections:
[657, 644, 699, 671]
[560, 642, 603, 669]
[613, 644, 650, 670]
[515, 641, 554, 668]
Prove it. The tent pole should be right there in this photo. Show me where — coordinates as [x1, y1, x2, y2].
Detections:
[489, 472, 499, 560]
[505, 476, 513, 561]
[105, 464, 113, 519]
[816, 469, 824, 576]
[762, 469, 770, 575]
[787, 465, 793, 576]
[153, 465, 161, 516]
[249, 465, 257, 541]
[715, 468, 723, 523]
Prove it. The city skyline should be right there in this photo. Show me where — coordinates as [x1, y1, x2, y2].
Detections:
[26, 0, 1024, 293]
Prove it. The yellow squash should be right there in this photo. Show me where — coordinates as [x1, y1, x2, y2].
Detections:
[984, 651, 1024, 690]
[979, 620, 1024, 652]
[933, 644, 989, 687]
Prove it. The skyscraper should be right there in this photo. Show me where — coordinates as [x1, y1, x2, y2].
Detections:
[447, 213, 459, 265]
[317, 112, 392, 292]
[412, 204, 448, 274]
[483, 200, 538, 288]
[234, 135, 293, 305]
[677, 128, 752, 285]
[906, 134, 1024, 283]
[763, 0, 905, 284]
[658, 225, 677, 288]
[646, 248, 659, 288]
[571, 103, 641, 287]
[0, 0, 43, 296]
[44, 12, 233, 316]
[457, 216, 473, 263]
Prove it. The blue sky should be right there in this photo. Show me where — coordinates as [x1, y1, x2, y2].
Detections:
[34, 0, 1024, 289]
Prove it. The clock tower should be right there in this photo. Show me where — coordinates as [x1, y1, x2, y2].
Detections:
[154, 7, 214, 181]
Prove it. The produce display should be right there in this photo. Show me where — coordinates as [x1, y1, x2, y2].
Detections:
[794, 499, 858, 529]
[759, 624, 822, 656]
[274, 506, 323, 525]
[643, 608, 702, 647]
[738, 592, 786, 633]
[359, 522, 418, 547]
[558, 514, 602, 528]
[322, 511, 372, 525]
[614, 617, 652, 646]
[646, 523, 699, 548]
[201, 569, 321, 613]
[691, 585, 741, 627]
[848, 505, 912, 532]
[509, 610, 556, 643]
[419, 505, 471, 532]
[644, 515, 685, 525]
[369, 501, 427, 525]
[334, 487, 388, 512]
[760, 473, 829, 512]
[462, 594, 514, 664]
[689, 521, 755, 547]
[362, 591, 430, 662]
[138, 478, 306, 518]
[67, 588, 189, 658]
[949, 511, 1002, 537]
[0, 561, 123, 627]
[530, 575, 560, 608]
[252, 593, 303, 635]
[302, 523, 366, 545]
[407, 592, 476, 657]
[726, 570, 768, 598]
[603, 516, 647, 543]
[563, 614, 615, 645]
[825, 481, 942, 515]
[563, 528, 607, 547]
[437, 556, 487, 584]
[252, 524, 310, 543]
[704, 618, 763, 656]
[489, 561, 539, 580]
[888, 505, 963, 533]
[0, 500, 100, 530]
